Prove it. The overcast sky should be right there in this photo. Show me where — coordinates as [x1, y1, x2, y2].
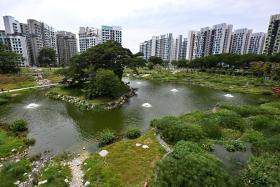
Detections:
[0, 0, 279, 53]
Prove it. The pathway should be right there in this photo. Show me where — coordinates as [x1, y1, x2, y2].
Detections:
[0, 84, 58, 94]
[69, 152, 89, 187]
[155, 133, 173, 159]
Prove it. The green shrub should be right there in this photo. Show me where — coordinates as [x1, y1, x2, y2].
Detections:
[221, 128, 242, 140]
[249, 115, 271, 130]
[242, 154, 280, 187]
[215, 110, 245, 131]
[201, 123, 223, 139]
[152, 116, 205, 144]
[224, 140, 246, 152]
[9, 119, 28, 132]
[253, 134, 280, 154]
[240, 129, 265, 143]
[23, 138, 36, 146]
[86, 69, 127, 99]
[151, 144, 230, 187]
[126, 127, 141, 139]
[171, 141, 205, 159]
[97, 129, 116, 146]
[0, 97, 9, 105]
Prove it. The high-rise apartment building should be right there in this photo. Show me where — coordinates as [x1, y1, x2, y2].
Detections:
[230, 28, 252, 55]
[263, 14, 280, 55]
[171, 35, 188, 61]
[247, 32, 266, 54]
[197, 27, 211, 58]
[3, 16, 21, 34]
[2, 16, 30, 66]
[186, 31, 199, 60]
[27, 19, 57, 65]
[139, 33, 175, 62]
[78, 27, 101, 53]
[56, 31, 78, 65]
[210, 23, 233, 55]
[78, 25, 122, 53]
[101, 25, 122, 44]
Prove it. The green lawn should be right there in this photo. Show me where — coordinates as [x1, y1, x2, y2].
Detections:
[83, 130, 164, 186]
[0, 68, 36, 90]
[41, 68, 63, 83]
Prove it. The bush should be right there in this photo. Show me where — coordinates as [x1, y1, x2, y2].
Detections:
[253, 134, 280, 154]
[214, 110, 245, 131]
[171, 141, 205, 159]
[224, 140, 246, 152]
[86, 69, 126, 99]
[201, 123, 223, 139]
[126, 128, 141, 139]
[151, 141, 230, 187]
[249, 115, 272, 130]
[242, 154, 280, 187]
[9, 119, 28, 132]
[97, 129, 116, 146]
[0, 97, 9, 105]
[151, 116, 205, 144]
[240, 129, 265, 143]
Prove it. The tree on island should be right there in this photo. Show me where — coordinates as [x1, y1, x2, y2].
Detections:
[0, 43, 20, 74]
[38, 48, 56, 67]
[63, 41, 140, 99]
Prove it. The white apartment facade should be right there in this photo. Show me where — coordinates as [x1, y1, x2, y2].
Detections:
[101, 25, 122, 44]
[263, 14, 280, 55]
[2, 16, 30, 66]
[78, 27, 101, 53]
[230, 28, 252, 55]
[247, 32, 266, 54]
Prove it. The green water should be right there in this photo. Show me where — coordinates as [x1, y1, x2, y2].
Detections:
[0, 78, 272, 155]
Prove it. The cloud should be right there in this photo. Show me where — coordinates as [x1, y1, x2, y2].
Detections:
[0, 0, 279, 52]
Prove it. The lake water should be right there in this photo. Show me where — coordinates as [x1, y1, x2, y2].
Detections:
[0, 78, 271, 156]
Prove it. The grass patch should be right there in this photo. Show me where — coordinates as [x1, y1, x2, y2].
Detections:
[38, 161, 71, 187]
[0, 159, 32, 186]
[0, 68, 36, 90]
[41, 67, 63, 83]
[0, 129, 25, 158]
[83, 130, 164, 186]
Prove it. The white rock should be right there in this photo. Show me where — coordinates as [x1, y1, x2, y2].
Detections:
[0, 164, 3, 168]
[83, 147, 86, 150]
[85, 181, 90, 186]
[38, 179, 48, 185]
[142, 103, 152, 108]
[14, 181, 20, 185]
[99, 150, 109, 157]
[136, 143, 142, 147]
[15, 159, 20, 162]
[170, 89, 178, 92]
[11, 149, 17, 152]
[224, 94, 234, 98]
[64, 179, 69, 183]
[142, 145, 149, 149]
[84, 162, 87, 166]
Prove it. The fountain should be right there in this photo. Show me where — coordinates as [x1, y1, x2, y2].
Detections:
[170, 89, 178, 92]
[142, 103, 152, 108]
[224, 94, 234, 98]
[25, 103, 40, 109]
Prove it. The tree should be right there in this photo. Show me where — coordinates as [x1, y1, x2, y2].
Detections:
[38, 48, 56, 67]
[148, 56, 163, 66]
[85, 69, 125, 99]
[0, 43, 20, 73]
[65, 41, 134, 84]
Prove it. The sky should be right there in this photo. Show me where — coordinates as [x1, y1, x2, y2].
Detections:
[0, 0, 279, 53]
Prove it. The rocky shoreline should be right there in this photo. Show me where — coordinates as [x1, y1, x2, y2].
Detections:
[46, 87, 137, 111]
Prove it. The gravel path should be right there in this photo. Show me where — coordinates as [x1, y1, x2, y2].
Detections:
[69, 153, 89, 187]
